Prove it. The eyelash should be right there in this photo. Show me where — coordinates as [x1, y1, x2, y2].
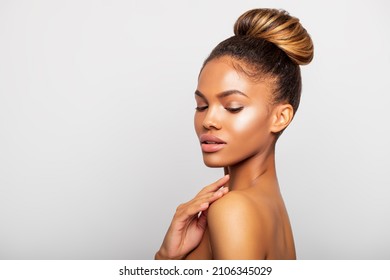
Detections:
[226, 107, 243, 113]
[195, 106, 243, 113]
[195, 106, 208, 112]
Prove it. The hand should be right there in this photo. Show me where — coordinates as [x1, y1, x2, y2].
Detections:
[155, 175, 230, 260]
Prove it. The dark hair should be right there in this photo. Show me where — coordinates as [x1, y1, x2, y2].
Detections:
[202, 8, 314, 113]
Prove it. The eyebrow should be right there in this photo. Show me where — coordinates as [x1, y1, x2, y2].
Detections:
[195, 89, 249, 99]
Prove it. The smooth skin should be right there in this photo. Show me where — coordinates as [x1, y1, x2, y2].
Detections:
[156, 56, 296, 260]
[155, 175, 229, 260]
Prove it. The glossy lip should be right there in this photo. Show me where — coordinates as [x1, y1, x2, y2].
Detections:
[199, 134, 226, 153]
[200, 134, 226, 144]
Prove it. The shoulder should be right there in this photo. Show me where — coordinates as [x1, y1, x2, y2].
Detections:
[208, 191, 257, 219]
[207, 191, 267, 259]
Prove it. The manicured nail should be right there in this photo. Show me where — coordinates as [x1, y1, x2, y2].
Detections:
[200, 202, 209, 209]
[214, 190, 222, 197]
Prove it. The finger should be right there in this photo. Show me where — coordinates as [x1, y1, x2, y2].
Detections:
[193, 185, 230, 207]
[196, 186, 228, 201]
[187, 186, 225, 207]
[208, 185, 229, 204]
[197, 174, 230, 195]
[174, 177, 229, 222]
[175, 187, 226, 219]
[185, 187, 229, 215]
[174, 200, 209, 222]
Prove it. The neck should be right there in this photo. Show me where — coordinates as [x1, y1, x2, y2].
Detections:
[225, 145, 279, 192]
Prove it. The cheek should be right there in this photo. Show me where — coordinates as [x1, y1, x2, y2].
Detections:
[228, 108, 269, 139]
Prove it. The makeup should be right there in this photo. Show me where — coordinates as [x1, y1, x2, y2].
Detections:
[200, 134, 226, 153]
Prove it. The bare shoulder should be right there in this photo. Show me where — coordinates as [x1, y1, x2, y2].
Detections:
[208, 191, 259, 218]
[207, 191, 267, 259]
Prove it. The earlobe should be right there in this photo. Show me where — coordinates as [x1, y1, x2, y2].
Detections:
[270, 104, 294, 133]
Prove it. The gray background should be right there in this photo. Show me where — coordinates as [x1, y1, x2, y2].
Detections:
[0, 0, 389, 259]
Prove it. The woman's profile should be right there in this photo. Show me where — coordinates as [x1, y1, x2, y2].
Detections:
[155, 8, 313, 260]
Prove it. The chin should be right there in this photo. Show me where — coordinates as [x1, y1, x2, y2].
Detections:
[202, 155, 230, 168]
[203, 161, 224, 168]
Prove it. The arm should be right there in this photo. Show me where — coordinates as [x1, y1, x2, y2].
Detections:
[207, 192, 266, 259]
[155, 175, 229, 260]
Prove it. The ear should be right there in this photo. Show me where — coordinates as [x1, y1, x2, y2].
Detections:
[270, 103, 294, 133]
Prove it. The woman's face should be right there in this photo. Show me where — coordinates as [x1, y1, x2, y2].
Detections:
[194, 56, 277, 167]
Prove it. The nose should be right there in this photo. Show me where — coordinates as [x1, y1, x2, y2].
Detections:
[202, 108, 221, 130]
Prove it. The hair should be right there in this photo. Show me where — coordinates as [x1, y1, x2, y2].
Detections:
[203, 8, 314, 113]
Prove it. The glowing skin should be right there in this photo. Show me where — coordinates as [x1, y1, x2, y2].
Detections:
[155, 5, 313, 260]
[187, 56, 296, 259]
[195, 57, 275, 170]
[156, 55, 296, 260]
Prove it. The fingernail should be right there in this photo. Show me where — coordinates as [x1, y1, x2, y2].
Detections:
[200, 202, 209, 209]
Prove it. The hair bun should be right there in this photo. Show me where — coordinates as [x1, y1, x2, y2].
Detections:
[234, 8, 314, 65]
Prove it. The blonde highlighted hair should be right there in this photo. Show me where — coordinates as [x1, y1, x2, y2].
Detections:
[234, 8, 313, 65]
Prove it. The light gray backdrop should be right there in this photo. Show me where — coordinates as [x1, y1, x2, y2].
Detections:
[0, 0, 389, 259]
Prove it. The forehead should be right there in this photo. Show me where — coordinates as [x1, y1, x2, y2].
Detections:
[197, 57, 273, 99]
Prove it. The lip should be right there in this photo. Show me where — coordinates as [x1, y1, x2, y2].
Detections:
[199, 134, 226, 153]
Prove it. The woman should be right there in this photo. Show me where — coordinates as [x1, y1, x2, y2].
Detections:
[155, 8, 313, 260]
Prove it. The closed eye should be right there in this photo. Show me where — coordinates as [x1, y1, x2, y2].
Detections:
[225, 107, 243, 113]
[195, 105, 208, 112]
